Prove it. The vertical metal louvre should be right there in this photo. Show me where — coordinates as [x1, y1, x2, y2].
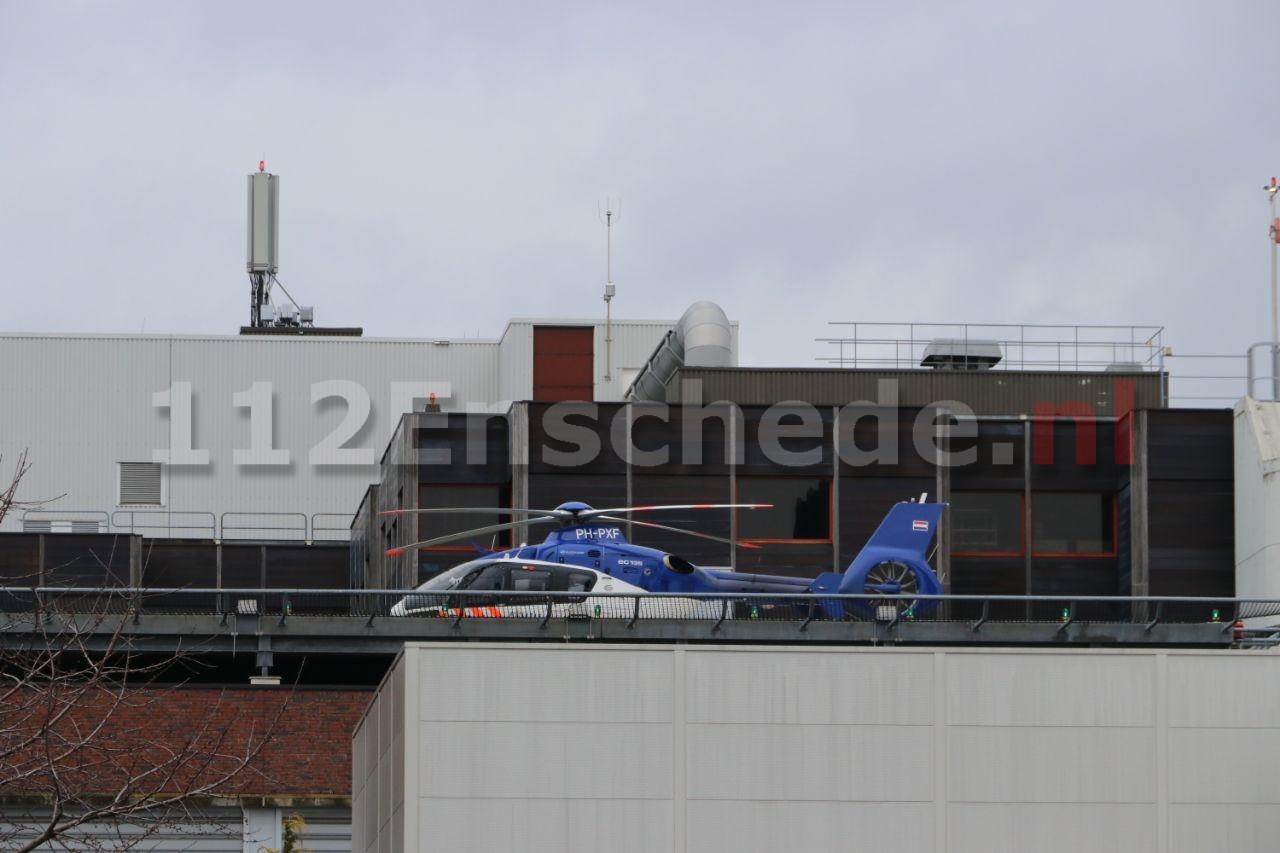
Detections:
[119, 462, 162, 506]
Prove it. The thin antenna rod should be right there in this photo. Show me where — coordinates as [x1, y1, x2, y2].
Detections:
[599, 198, 621, 284]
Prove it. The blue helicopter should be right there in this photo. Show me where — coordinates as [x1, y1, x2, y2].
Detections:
[383, 497, 944, 614]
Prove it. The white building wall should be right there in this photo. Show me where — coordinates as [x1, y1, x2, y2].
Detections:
[496, 322, 535, 407]
[354, 644, 1280, 853]
[1235, 396, 1280, 603]
[592, 319, 739, 402]
[0, 316, 692, 537]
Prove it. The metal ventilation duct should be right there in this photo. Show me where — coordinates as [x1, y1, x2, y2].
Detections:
[920, 338, 1003, 370]
[680, 301, 734, 368]
[627, 301, 733, 400]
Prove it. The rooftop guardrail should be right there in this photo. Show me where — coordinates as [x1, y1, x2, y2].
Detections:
[816, 322, 1166, 372]
[1, 588, 1267, 649]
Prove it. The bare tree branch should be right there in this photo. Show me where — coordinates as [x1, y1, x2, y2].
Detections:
[0, 450, 63, 528]
[0, 462, 292, 851]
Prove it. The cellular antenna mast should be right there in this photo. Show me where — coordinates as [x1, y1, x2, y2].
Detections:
[245, 160, 312, 328]
[240, 161, 362, 336]
[246, 160, 278, 328]
[599, 198, 620, 380]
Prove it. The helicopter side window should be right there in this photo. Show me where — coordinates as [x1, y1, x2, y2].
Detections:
[561, 570, 597, 603]
[508, 567, 553, 592]
[506, 565, 553, 606]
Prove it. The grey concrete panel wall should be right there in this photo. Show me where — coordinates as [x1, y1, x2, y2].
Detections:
[353, 644, 1280, 853]
[353, 658, 403, 853]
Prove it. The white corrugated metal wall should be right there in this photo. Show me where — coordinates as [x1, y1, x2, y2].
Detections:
[355, 643, 1280, 853]
[1234, 397, 1280, 604]
[0, 317, 686, 537]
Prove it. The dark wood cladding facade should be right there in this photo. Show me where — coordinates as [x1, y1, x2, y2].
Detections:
[533, 325, 594, 402]
[0, 404, 1233, 606]
[1144, 409, 1234, 601]
[352, 404, 1235, 595]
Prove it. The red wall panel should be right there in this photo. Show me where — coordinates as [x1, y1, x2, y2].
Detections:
[533, 326, 594, 401]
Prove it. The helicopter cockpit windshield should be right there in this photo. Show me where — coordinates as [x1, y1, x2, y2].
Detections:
[419, 558, 494, 592]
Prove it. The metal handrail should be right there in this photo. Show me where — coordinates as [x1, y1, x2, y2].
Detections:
[219, 512, 308, 541]
[110, 510, 216, 537]
[1246, 341, 1280, 401]
[17, 509, 359, 542]
[20, 509, 110, 530]
[7, 587, 1265, 602]
[4, 588, 1261, 648]
[817, 322, 1165, 373]
[310, 513, 354, 542]
[5, 587, 1264, 612]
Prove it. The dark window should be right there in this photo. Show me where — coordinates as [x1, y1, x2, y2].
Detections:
[952, 493, 1023, 555]
[1032, 493, 1115, 555]
[416, 484, 509, 551]
[737, 478, 831, 541]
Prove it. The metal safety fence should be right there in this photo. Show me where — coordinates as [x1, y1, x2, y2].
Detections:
[20, 509, 355, 542]
[1, 587, 1274, 624]
[5, 588, 1276, 648]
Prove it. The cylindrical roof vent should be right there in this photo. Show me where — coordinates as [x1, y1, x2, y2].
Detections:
[676, 301, 733, 368]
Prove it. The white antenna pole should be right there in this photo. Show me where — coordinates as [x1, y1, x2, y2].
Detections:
[1266, 177, 1280, 399]
[600, 198, 620, 381]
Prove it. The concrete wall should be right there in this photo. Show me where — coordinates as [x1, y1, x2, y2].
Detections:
[353, 659, 406, 853]
[354, 643, 1280, 853]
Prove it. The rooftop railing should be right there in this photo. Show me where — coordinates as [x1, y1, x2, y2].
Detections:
[21, 510, 352, 542]
[1, 588, 1271, 647]
[816, 322, 1166, 372]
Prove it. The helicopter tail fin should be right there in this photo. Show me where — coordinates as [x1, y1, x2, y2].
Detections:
[834, 500, 945, 595]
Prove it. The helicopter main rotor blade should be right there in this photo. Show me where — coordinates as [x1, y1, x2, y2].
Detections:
[593, 515, 763, 550]
[378, 507, 566, 518]
[385, 517, 559, 557]
[578, 503, 771, 520]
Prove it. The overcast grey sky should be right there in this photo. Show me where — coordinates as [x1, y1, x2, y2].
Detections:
[2, 2, 1279, 382]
